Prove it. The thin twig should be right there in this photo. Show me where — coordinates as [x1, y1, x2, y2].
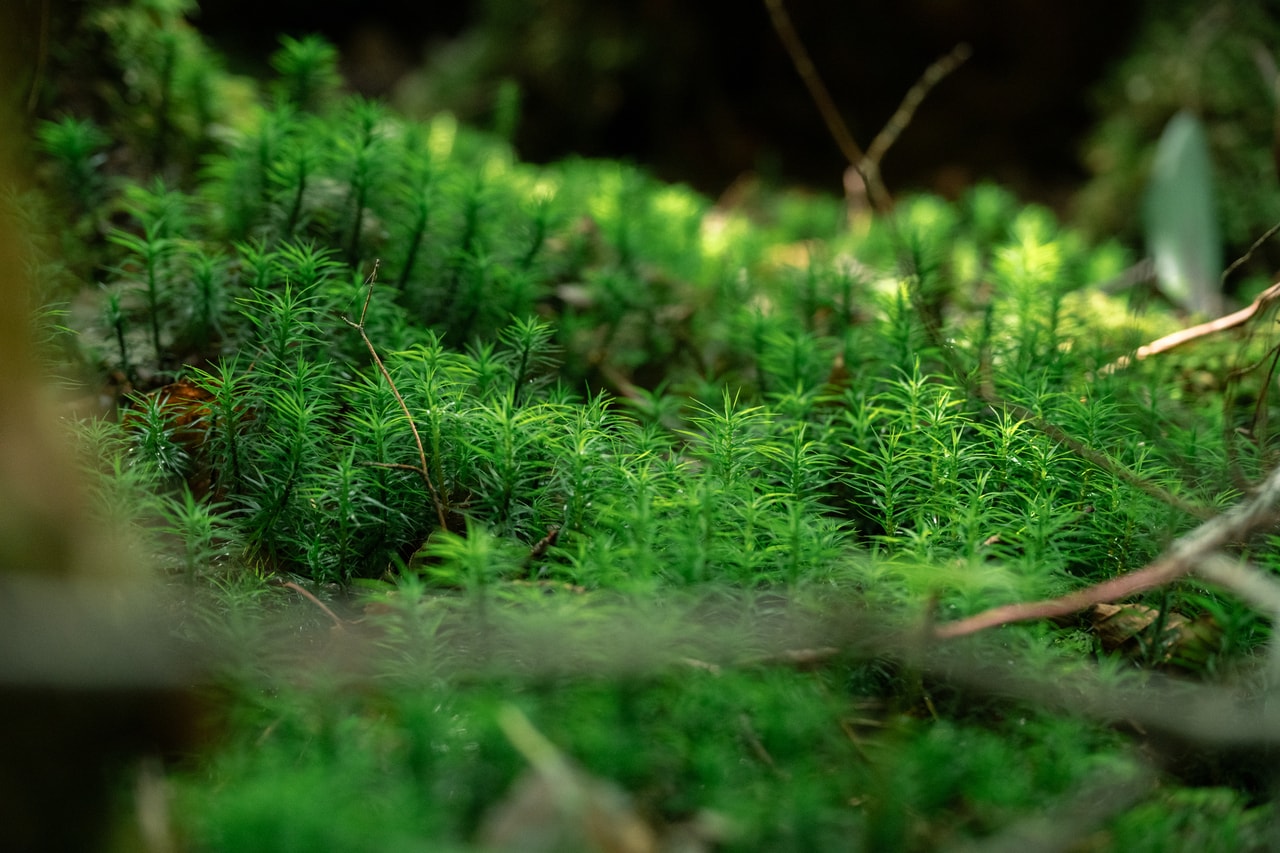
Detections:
[764, 0, 969, 216]
[986, 395, 1214, 520]
[742, 646, 841, 668]
[1095, 259, 1156, 295]
[1101, 221, 1280, 374]
[519, 525, 561, 579]
[1188, 558, 1280, 704]
[275, 579, 347, 632]
[934, 459, 1280, 639]
[1194, 554, 1280, 616]
[758, 0, 1183, 531]
[863, 43, 972, 179]
[738, 713, 784, 776]
[343, 260, 450, 532]
[528, 526, 560, 562]
[762, 0, 881, 208]
[1102, 280, 1280, 373]
[1223, 219, 1280, 284]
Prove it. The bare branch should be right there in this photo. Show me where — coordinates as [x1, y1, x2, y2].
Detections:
[762, 0, 886, 212]
[864, 43, 971, 176]
[1194, 554, 1280, 616]
[934, 459, 1280, 639]
[1102, 280, 1280, 374]
[274, 578, 348, 632]
[764, 0, 970, 218]
[344, 260, 450, 532]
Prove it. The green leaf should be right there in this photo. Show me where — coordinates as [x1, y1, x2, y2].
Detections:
[1143, 110, 1222, 316]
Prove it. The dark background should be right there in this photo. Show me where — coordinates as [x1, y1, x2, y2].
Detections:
[189, 0, 1143, 207]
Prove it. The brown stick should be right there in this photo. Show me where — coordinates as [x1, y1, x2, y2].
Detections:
[1103, 220, 1280, 374]
[1103, 280, 1280, 373]
[344, 260, 450, 532]
[934, 458, 1280, 639]
[763, 0, 969, 218]
[762, 0, 881, 208]
[863, 43, 972, 181]
[276, 579, 347, 632]
[992, 396, 1214, 520]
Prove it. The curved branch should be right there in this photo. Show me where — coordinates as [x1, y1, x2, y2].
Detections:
[935, 459, 1280, 639]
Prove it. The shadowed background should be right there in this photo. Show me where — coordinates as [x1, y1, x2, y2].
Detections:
[189, 0, 1142, 207]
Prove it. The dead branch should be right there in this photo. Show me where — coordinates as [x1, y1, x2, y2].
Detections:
[863, 43, 972, 181]
[763, 0, 968, 216]
[934, 459, 1280, 639]
[1194, 554, 1280, 616]
[1102, 220, 1280, 374]
[762, 0, 879, 207]
[1102, 280, 1280, 374]
[274, 578, 348, 632]
[344, 260, 450, 532]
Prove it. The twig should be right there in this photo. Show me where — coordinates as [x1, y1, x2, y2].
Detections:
[528, 526, 560, 562]
[961, 281, 1215, 519]
[1101, 280, 1280, 373]
[934, 459, 1280, 639]
[344, 260, 450, 532]
[863, 43, 972, 181]
[1102, 221, 1280, 374]
[520, 525, 561, 578]
[1224, 220, 1280, 284]
[762, 0, 882, 209]
[742, 646, 841, 668]
[764, 0, 970, 217]
[1095, 259, 1156, 295]
[1192, 558, 1280, 701]
[1194, 554, 1280, 615]
[761, 1, 1192, 524]
[274, 579, 347, 632]
[738, 713, 785, 776]
[1001, 397, 1213, 520]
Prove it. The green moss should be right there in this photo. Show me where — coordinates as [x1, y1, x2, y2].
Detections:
[21, 3, 1280, 849]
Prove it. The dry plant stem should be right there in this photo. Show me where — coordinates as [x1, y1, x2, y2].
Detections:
[1193, 554, 1280, 616]
[934, 458, 1280, 639]
[1191, 556, 1280, 697]
[738, 713, 783, 775]
[1095, 259, 1155, 295]
[764, 0, 970, 218]
[762, 0, 882, 209]
[343, 259, 450, 533]
[928, 303, 1212, 519]
[1103, 280, 1280, 373]
[1104, 222, 1280, 374]
[1223, 219, 1280, 283]
[863, 43, 972, 181]
[957, 285, 1214, 518]
[992, 395, 1214, 520]
[940, 305, 1213, 519]
[275, 579, 347, 631]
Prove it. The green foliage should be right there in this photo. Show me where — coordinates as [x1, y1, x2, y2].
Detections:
[36, 116, 109, 217]
[26, 7, 1280, 850]
[1145, 111, 1222, 315]
[270, 34, 343, 113]
[90, 0, 236, 175]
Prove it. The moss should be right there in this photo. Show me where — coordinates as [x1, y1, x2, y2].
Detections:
[20, 3, 1280, 849]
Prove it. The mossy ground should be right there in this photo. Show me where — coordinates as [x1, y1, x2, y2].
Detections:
[17, 2, 1280, 850]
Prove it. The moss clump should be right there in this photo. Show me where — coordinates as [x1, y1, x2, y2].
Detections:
[17, 3, 1280, 849]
